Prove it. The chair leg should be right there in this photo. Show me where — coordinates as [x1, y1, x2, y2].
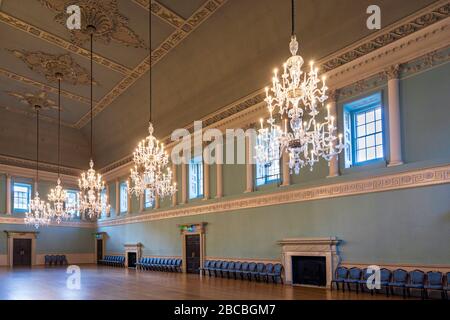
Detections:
[402, 287, 406, 299]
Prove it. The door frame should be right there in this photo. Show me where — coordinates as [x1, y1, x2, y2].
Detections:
[179, 223, 206, 274]
[4, 231, 38, 267]
[94, 232, 106, 264]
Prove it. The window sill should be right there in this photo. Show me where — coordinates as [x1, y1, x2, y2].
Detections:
[342, 159, 387, 174]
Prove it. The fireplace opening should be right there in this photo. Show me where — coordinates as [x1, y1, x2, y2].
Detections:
[292, 256, 326, 287]
[127, 252, 137, 268]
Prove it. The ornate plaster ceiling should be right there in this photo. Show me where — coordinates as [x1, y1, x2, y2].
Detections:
[0, 0, 442, 170]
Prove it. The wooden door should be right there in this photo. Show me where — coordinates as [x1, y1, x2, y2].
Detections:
[96, 239, 103, 263]
[185, 235, 200, 274]
[13, 239, 32, 266]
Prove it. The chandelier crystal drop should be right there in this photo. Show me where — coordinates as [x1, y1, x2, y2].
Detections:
[47, 74, 71, 223]
[256, 0, 344, 175]
[25, 106, 52, 229]
[78, 25, 109, 219]
[128, 8, 176, 203]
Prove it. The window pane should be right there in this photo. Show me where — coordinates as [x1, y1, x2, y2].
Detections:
[13, 183, 31, 212]
[376, 120, 382, 132]
[375, 107, 382, 120]
[366, 135, 375, 148]
[357, 137, 366, 150]
[189, 157, 203, 199]
[366, 110, 375, 123]
[356, 113, 365, 125]
[367, 147, 376, 160]
[357, 125, 366, 138]
[366, 122, 375, 135]
[376, 145, 384, 158]
[120, 183, 127, 212]
[376, 133, 383, 145]
[357, 149, 366, 162]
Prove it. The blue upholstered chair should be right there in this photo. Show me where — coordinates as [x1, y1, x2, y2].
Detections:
[233, 262, 242, 280]
[344, 267, 362, 293]
[331, 267, 348, 291]
[261, 263, 273, 283]
[253, 263, 265, 282]
[227, 262, 236, 279]
[425, 271, 444, 299]
[201, 260, 210, 275]
[405, 270, 425, 299]
[240, 262, 249, 280]
[267, 263, 283, 284]
[246, 263, 257, 281]
[44, 255, 50, 266]
[220, 261, 229, 278]
[444, 272, 450, 300]
[207, 261, 216, 276]
[176, 259, 182, 272]
[388, 269, 408, 298]
[378, 268, 392, 296]
[214, 261, 222, 277]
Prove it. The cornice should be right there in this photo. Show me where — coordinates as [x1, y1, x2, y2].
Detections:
[0, 155, 81, 184]
[0, 216, 95, 228]
[98, 164, 450, 227]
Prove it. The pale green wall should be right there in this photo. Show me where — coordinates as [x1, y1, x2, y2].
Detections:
[99, 184, 450, 265]
[0, 223, 95, 254]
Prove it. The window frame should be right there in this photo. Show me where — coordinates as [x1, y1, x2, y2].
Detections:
[344, 92, 386, 168]
[189, 156, 204, 200]
[12, 182, 32, 213]
[144, 189, 154, 209]
[119, 181, 128, 213]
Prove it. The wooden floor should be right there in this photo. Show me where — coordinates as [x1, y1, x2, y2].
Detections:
[0, 265, 409, 300]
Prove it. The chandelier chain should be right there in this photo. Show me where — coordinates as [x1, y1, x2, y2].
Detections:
[57, 78, 61, 177]
[149, 2, 152, 123]
[90, 32, 93, 160]
[291, 0, 296, 36]
[36, 107, 39, 182]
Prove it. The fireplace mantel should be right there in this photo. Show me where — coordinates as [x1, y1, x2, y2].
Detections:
[124, 243, 142, 268]
[278, 237, 341, 288]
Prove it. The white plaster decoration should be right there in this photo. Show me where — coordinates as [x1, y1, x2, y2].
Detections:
[6, 174, 11, 215]
[245, 135, 254, 192]
[327, 90, 340, 178]
[97, 164, 450, 227]
[5, 231, 38, 267]
[115, 179, 120, 216]
[172, 163, 178, 207]
[0, 216, 95, 228]
[386, 65, 404, 167]
[181, 163, 187, 204]
[278, 237, 340, 288]
[124, 243, 142, 268]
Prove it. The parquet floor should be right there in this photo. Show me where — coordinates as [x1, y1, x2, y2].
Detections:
[0, 265, 409, 300]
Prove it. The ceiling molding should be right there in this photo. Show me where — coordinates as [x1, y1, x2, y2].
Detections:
[0, 159, 80, 186]
[98, 163, 450, 227]
[75, 0, 228, 129]
[0, 11, 132, 75]
[132, 0, 186, 29]
[0, 67, 93, 106]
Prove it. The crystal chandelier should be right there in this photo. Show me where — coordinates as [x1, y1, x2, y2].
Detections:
[256, 0, 344, 175]
[128, 8, 176, 202]
[78, 25, 109, 219]
[47, 73, 70, 223]
[25, 106, 51, 229]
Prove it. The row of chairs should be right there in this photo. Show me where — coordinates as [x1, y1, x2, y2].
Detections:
[98, 255, 125, 267]
[136, 257, 182, 272]
[332, 266, 450, 299]
[44, 255, 68, 266]
[201, 260, 283, 284]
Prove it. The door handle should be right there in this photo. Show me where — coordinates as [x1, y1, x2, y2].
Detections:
[191, 252, 195, 258]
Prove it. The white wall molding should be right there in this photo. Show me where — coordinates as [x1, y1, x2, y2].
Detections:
[98, 164, 450, 227]
[0, 216, 95, 228]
